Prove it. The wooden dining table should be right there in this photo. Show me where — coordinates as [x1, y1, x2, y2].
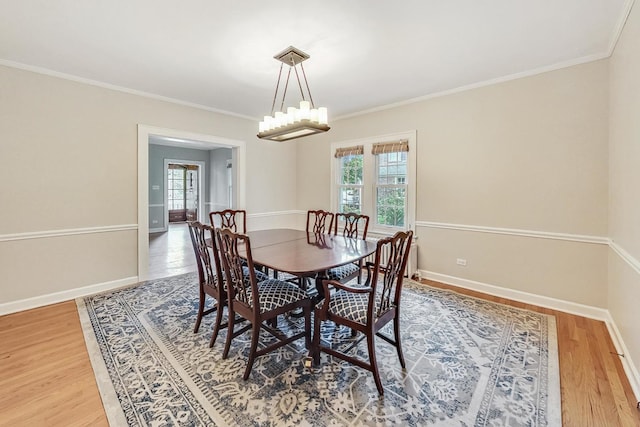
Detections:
[242, 228, 377, 299]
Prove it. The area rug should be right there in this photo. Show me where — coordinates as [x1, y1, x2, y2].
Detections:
[77, 273, 560, 426]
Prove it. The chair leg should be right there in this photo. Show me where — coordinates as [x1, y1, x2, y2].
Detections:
[243, 322, 260, 380]
[394, 315, 406, 368]
[367, 333, 384, 395]
[222, 307, 235, 359]
[304, 304, 311, 350]
[194, 293, 205, 333]
[312, 312, 322, 365]
[209, 302, 224, 348]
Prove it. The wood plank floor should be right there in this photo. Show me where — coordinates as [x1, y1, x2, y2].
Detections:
[1, 227, 639, 426]
[148, 222, 197, 280]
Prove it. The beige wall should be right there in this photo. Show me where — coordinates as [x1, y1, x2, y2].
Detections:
[298, 60, 610, 307]
[0, 65, 297, 304]
[609, 1, 640, 397]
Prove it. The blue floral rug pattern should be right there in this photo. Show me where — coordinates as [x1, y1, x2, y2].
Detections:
[77, 273, 560, 426]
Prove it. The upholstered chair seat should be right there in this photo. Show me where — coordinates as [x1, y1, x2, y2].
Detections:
[326, 263, 360, 282]
[247, 279, 310, 313]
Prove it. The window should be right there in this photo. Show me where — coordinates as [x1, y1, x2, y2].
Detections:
[331, 132, 416, 234]
[336, 146, 364, 214]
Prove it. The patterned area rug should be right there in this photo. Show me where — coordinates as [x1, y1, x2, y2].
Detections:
[77, 273, 560, 426]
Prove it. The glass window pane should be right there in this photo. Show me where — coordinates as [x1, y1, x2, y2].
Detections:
[376, 187, 406, 227]
[339, 155, 363, 185]
[338, 187, 361, 214]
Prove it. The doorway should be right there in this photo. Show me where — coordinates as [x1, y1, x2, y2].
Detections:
[137, 124, 247, 282]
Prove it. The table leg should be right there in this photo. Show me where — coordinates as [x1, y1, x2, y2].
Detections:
[314, 270, 329, 302]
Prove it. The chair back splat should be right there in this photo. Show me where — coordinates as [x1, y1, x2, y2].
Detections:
[209, 209, 247, 233]
[306, 209, 334, 234]
[215, 228, 313, 380]
[334, 212, 369, 240]
[311, 229, 414, 395]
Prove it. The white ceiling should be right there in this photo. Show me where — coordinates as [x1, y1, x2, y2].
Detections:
[0, 1, 633, 121]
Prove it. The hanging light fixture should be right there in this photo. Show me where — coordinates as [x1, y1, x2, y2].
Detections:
[258, 46, 329, 142]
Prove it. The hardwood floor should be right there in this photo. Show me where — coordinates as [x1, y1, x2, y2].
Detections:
[0, 302, 108, 427]
[1, 234, 639, 426]
[148, 222, 197, 280]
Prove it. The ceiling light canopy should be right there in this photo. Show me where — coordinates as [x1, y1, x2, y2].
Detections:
[258, 46, 329, 142]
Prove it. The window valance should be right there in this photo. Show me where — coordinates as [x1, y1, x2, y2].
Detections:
[334, 145, 364, 158]
[371, 140, 409, 155]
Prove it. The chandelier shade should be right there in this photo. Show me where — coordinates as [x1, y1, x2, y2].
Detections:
[258, 46, 330, 142]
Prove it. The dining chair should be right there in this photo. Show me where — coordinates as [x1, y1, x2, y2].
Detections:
[311, 229, 414, 395]
[306, 209, 335, 234]
[216, 228, 313, 380]
[327, 212, 370, 284]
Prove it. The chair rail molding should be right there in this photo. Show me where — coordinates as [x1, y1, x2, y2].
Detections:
[415, 221, 609, 245]
[610, 240, 640, 276]
[0, 224, 138, 242]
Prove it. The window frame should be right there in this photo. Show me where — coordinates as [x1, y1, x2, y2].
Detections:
[330, 131, 416, 236]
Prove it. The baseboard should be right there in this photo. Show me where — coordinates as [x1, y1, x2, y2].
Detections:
[604, 313, 640, 403]
[0, 276, 139, 316]
[419, 270, 610, 321]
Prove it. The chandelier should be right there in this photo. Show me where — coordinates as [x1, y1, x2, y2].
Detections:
[257, 46, 329, 142]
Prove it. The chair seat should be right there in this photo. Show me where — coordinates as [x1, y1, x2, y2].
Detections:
[242, 266, 269, 284]
[326, 263, 360, 281]
[319, 289, 381, 325]
[247, 279, 309, 313]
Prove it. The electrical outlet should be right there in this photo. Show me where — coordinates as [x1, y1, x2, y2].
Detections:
[456, 258, 467, 266]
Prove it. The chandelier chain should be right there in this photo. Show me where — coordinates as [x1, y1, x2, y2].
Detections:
[293, 64, 306, 103]
[300, 63, 315, 109]
[279, 67, 292, 113]
[270, 63, 285, 116]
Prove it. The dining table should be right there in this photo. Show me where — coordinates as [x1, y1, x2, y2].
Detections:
[241, 228, 377, 299]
